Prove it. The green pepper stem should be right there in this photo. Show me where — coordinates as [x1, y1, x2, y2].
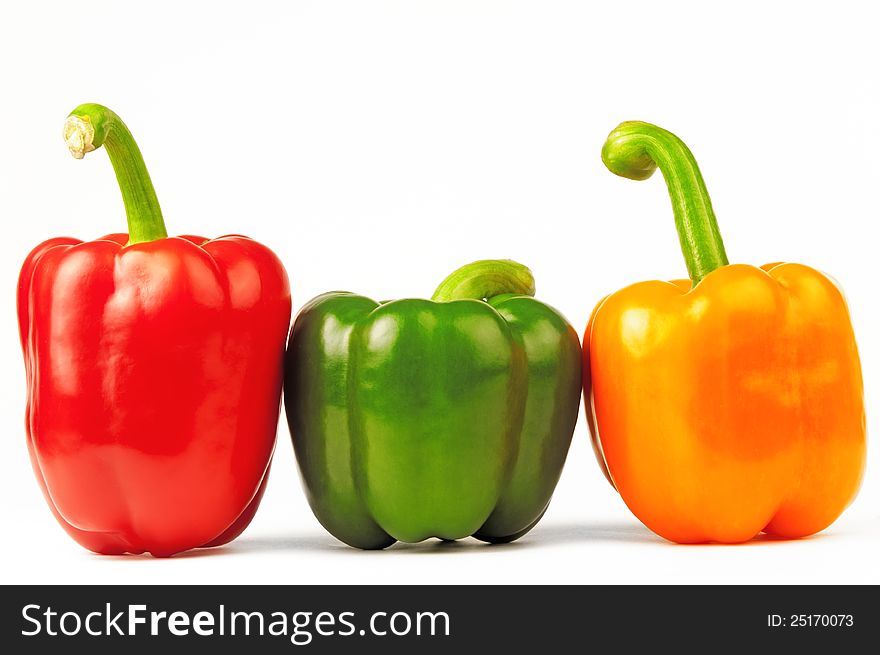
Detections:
[431, 260, 535, 302]
[63, 103, 167, 244]
[602, 121, 729, 284]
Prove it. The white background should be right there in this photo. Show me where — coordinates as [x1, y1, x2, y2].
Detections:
[1, 0, 878, 584]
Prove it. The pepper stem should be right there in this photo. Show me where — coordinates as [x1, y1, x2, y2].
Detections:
[63, 103, 167, 244]
[602, 121, 728, 284]
[431, 259, 535, 302]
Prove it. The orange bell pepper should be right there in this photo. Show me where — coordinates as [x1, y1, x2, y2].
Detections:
[585, 121, 866, 543]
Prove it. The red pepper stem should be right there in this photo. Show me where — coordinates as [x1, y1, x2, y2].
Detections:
[601, 121, 729, 285]
[63, 103, 168, 244]
[431, 259, 536, 302]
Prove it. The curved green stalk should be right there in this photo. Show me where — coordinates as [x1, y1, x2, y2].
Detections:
[63, 103, 167, 244]
[602, 121, 728, 284]
[431, 260, 535, 302]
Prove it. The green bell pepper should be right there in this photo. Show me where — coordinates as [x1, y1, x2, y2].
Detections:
[284, 260, 581, 549]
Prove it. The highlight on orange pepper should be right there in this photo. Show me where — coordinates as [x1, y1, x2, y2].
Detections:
[584, 121, 866, 544]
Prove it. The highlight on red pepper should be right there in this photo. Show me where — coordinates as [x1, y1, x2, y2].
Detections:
[584, 121, 866, 544]
[17, 103, 291, 556]
[285, 260, 582, 549]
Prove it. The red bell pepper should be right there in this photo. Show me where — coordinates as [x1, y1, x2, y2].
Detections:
[17, 104, 291, 556]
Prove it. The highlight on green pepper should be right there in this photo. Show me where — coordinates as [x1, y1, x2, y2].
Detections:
[284, 260, 582, 549]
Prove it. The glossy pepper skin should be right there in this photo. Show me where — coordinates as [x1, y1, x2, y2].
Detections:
[285, 260, 581, 549]
[585, 121, 865, 543]
[18, 104, 291, 556]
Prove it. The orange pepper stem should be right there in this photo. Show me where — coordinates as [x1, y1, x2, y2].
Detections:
[602, 121, 729, 285]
